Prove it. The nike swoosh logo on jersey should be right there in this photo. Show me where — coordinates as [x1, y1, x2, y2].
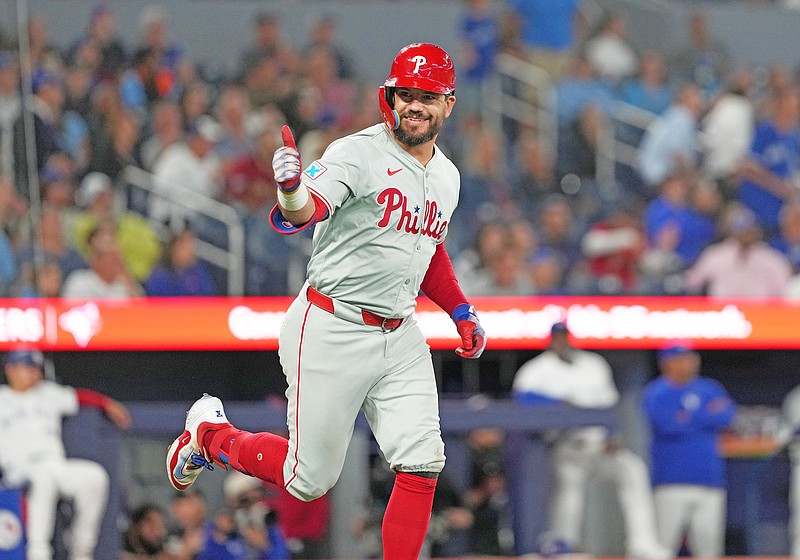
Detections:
[387, 168, 403, 176]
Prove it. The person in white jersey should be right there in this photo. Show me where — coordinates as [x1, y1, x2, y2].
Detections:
[166, 43, 487, 559]
[0, 348, 131, 560]
[512, 322, 670, 560]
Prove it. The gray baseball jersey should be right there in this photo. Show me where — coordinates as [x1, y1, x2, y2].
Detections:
[301, 123, 459, 317]
[276, 123, 458, 500]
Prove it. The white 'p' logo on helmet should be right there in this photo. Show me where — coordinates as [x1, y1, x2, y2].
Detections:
[411, 55, 427, 74]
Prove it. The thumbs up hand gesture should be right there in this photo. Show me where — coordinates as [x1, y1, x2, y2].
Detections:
[273, 125, 301, 192]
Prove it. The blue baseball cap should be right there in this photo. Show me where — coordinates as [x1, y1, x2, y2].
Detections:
[0, 51, 14, 70]
[657, 343, 694, 361]
[5, 349, 44, 368]
[550, 321, 569, 335]
[31, 68, 63, 94]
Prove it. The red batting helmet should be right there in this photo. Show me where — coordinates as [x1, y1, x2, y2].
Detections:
[379, 43, 456, 130]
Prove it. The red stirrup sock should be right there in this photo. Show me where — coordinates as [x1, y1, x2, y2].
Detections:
[203, 428, 289, 487]
[382, 472, 438, 560]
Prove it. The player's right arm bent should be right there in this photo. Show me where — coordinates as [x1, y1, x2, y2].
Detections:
[272, 125, 316, 226]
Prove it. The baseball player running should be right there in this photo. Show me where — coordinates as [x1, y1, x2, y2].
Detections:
[166, 43, 487, 559]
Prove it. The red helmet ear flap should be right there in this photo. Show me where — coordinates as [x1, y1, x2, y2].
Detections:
[378, 86, 399, 130]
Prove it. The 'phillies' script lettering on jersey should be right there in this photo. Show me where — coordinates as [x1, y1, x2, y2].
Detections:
[376, 187, 447, 240]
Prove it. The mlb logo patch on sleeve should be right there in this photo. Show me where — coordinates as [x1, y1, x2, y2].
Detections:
[304, 161, 328, 180]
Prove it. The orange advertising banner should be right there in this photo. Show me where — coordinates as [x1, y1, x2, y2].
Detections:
[1, 296, 799, 351]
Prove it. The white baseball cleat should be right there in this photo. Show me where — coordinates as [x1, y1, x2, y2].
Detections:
[166, 393, 232, 490]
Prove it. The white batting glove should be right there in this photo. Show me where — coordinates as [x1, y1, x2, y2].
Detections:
[273, 125, 302, 192]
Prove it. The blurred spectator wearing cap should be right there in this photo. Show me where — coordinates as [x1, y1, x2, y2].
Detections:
[73, 171, 161, 282]
[553, 73, 609, 193]
[462, 239, 535, 297]
[16, 204, 86, 288]
[304, 13, 355, 81]
[699, 70, 755, 198]
[683, 204, 792, 298]
[456, 0, 498, 121]
[140, 100, 184, 172]
[223, 471, 289, 560]
[510, 130, 557, 216]
[0, 346, 130, 560]
[144, 228, 216, 297]
[0, 175, 21, 295]
[239, 12, 299, 81]
[62, 224, 143, 298]
[512, 322, 670, 560]
[771, 199, 800, 272]
[68, 4, 128, 80]
[584, 12, 639, 87]
[735, 86, 800, 237]
[224, 108, 299, 296]
[635, 83, 704, 193]
[580, 204, 645, 294]
[642, 343, 736, 559]
[640, 174, 717, 292]
[179, 80, 211, 132]
[120, 47, 171, 122]
[151, 114, 223, 229]
[774, 201, 800, 299]
[618, 51, 673, 117]
[668, 10, 730, 100]
[26, 16, 62, 72]
[299, 44, 358, 132]
[214, 84, 254, 166]
[135, 5, 186, 83]
[536, 195, 584, 279]
[89, 106, 142, 182]
[0, 51, 20, 180]
[12, 67, 65, 198]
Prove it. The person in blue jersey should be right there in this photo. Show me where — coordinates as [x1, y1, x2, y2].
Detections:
[642, 343, 736, 559]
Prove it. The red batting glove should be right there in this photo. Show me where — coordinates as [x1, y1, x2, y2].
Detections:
[452, 304, 487, 359]
[273, 125, 302, 192]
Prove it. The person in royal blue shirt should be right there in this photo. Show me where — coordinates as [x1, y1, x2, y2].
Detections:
[458, 0, 498, 119]
[642, 343, 736, 559]
[737, 87, 800, 238]
[144, 228, 217, 297]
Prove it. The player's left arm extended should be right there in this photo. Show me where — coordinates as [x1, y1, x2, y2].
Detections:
[420, 243, 486, 359]
[75, 388, 132, 430]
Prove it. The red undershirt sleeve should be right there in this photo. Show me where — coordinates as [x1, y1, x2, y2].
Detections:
[420, 243, 470, 317]
[75, 388, 111, 411]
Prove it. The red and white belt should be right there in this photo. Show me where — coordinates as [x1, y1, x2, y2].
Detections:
[306, 285, 405, 331]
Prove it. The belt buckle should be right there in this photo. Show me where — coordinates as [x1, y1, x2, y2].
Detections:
[380, 316, 392, 332]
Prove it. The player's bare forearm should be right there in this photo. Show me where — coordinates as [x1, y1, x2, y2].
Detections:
[280, 195, 316, 226]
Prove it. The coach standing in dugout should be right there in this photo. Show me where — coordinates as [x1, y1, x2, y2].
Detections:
[512, 321, 669, 560]
[165, 42, 488, 560]
[642, 343, 736, 559]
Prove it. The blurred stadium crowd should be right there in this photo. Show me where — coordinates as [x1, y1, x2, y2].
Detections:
[2, 0, 800, 301]
[4, 1, 800, 558]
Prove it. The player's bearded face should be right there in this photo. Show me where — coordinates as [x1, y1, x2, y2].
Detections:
[393, 88, 454, 148]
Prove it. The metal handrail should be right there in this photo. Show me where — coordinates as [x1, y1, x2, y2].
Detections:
[120, 165, 245, 296]
[483, 52, 558, 156]
[595, 101, 658, 187]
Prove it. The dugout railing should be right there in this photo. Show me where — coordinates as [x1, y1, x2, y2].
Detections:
[119, 165, 246, 296]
